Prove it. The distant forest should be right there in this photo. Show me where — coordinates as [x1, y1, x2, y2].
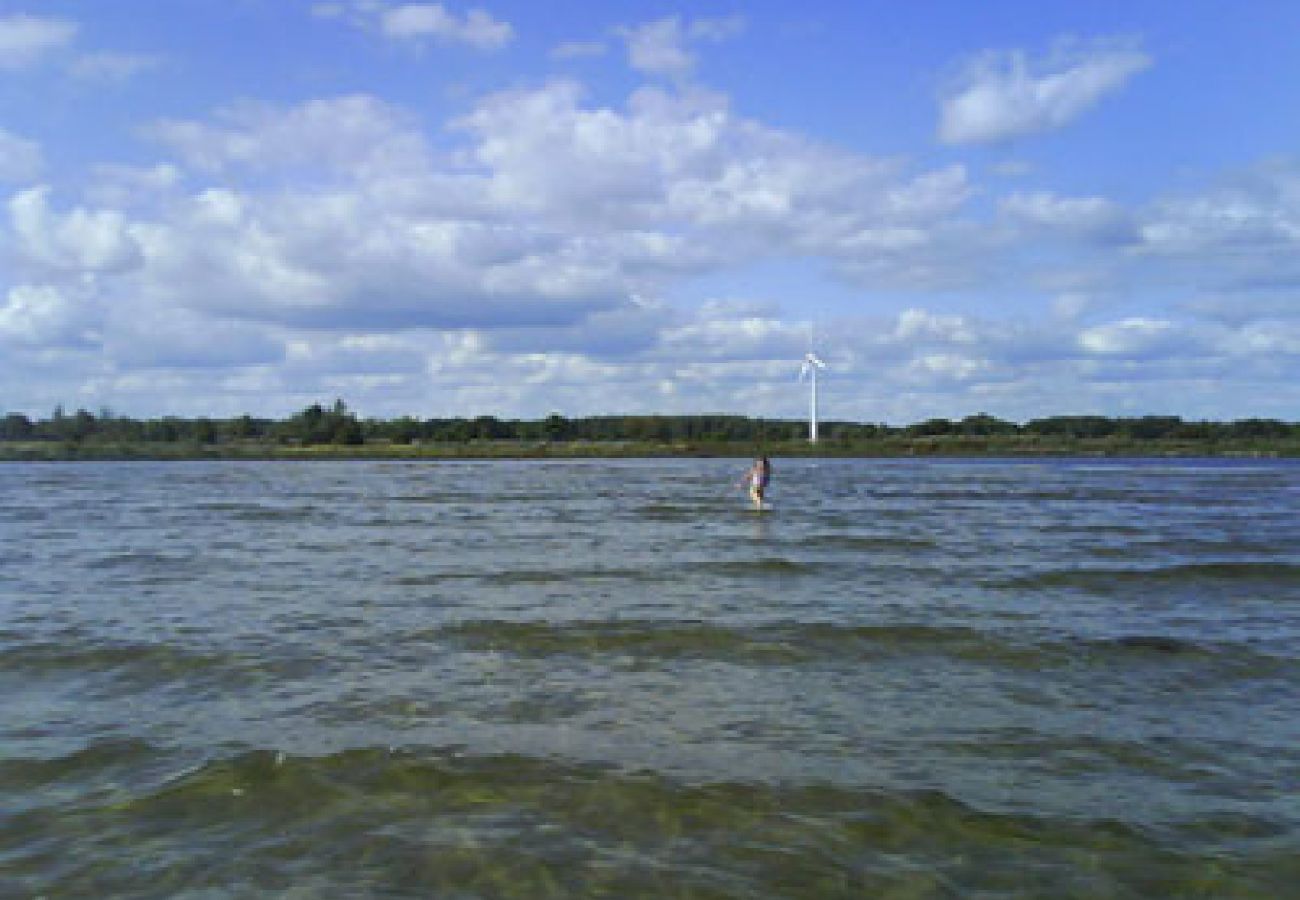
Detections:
[3, 401, 1298, 456]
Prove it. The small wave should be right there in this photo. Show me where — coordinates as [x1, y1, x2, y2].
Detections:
[229, 505, 326, 522]
[393, 566, 666, 586]
[1104, 635, 1201, 654]
[440, 619, 805, 663]
[1003, 561, 1300, 591]
[702, 557, 816, 576]
[485, 567, 665, 586]
[803, 534, 937, 552]
[83, 551, 196, 571]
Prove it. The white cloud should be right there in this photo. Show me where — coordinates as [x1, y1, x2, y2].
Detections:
[0, 284, 94, 346]
[893, 308, 976, 344]
[144, 94, 430, 180]
[319, 2, 513, 50]
[1140, 184, 1300, 255]
[1226, 320, 1300, 356]
[120, 82, 978, 343]
[123, 181, 630, 332]
[1128, 160, 1300, 295]
[621, 18, 694, 78]
[0, 13, 77, 70]
[939, 38, 1150, 145]
[9, 186, 144, 274]
[905, 353, 991, 383]
[69, 51, 161, 83]
[1001, 191, 1134, 242]
[85, 163, 183, 208]
[14, 65, 1300, 421]
[456, 80, 971, 281]
[381, 4, 512, 49]
[285, 333, 428, 375]
[1078, 317, 1179, 356]
[618, 16, 744, 79]
[0, 128, 43, 182]
[657, 302, 806, 363]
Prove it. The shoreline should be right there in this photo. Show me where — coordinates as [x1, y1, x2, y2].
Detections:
[2, 439, 1295, 462]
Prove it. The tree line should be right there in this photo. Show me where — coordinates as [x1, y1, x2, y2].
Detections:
[3, 402, 1297, 447]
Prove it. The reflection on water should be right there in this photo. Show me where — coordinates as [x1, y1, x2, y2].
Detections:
[2, 457, 1299, 896]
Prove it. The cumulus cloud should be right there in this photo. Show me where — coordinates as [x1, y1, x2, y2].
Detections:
[9, 186, 144, 274]
[0, 128, 43, 182]
[123, 184, 630, 332]
[112, 83, 977, 345]
[317, 2, 513, 50]
[939, 38, 1150, 145]
[0, 13, 77, 69]
[0, 284, 96, 346]
[618, 16, 744, 79]
[455, 79, 971, 281]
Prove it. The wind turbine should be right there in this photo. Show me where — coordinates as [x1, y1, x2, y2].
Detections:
[799, 352, 827, 443]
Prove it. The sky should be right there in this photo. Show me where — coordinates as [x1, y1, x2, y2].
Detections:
[2, 0, 1299, 423]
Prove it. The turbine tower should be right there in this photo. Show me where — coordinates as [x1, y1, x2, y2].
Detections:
[799, 352, 827, 442]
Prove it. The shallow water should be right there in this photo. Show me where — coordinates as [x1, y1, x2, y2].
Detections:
[2, 457, 1298, 897]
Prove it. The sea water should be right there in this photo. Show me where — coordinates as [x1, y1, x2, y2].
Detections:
[2, 458, 1298, 896]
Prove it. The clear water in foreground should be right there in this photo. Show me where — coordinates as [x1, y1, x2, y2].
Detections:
[2, 457, 1298, 897]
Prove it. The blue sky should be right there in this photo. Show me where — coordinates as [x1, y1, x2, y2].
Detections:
[2, 1, 1299, 422]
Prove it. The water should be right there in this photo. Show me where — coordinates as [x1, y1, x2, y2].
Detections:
[3, 457, 1298, 897]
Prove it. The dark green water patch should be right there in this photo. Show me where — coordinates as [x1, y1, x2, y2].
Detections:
[2, 744, 1294, 898]
[434, 620, 1036, 668]
[0, 639, 342, 698]
[699, 558, 817, 577]
[0, 738, 159, 798]
[999, 561, 1300, 592]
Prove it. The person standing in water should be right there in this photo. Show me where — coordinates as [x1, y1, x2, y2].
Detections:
[742, 455, 771, 510]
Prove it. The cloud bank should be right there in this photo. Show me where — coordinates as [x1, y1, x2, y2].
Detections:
[1, 11, 1296, 423]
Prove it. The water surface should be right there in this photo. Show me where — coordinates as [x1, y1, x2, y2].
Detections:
[3, 458, 1298, 896]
